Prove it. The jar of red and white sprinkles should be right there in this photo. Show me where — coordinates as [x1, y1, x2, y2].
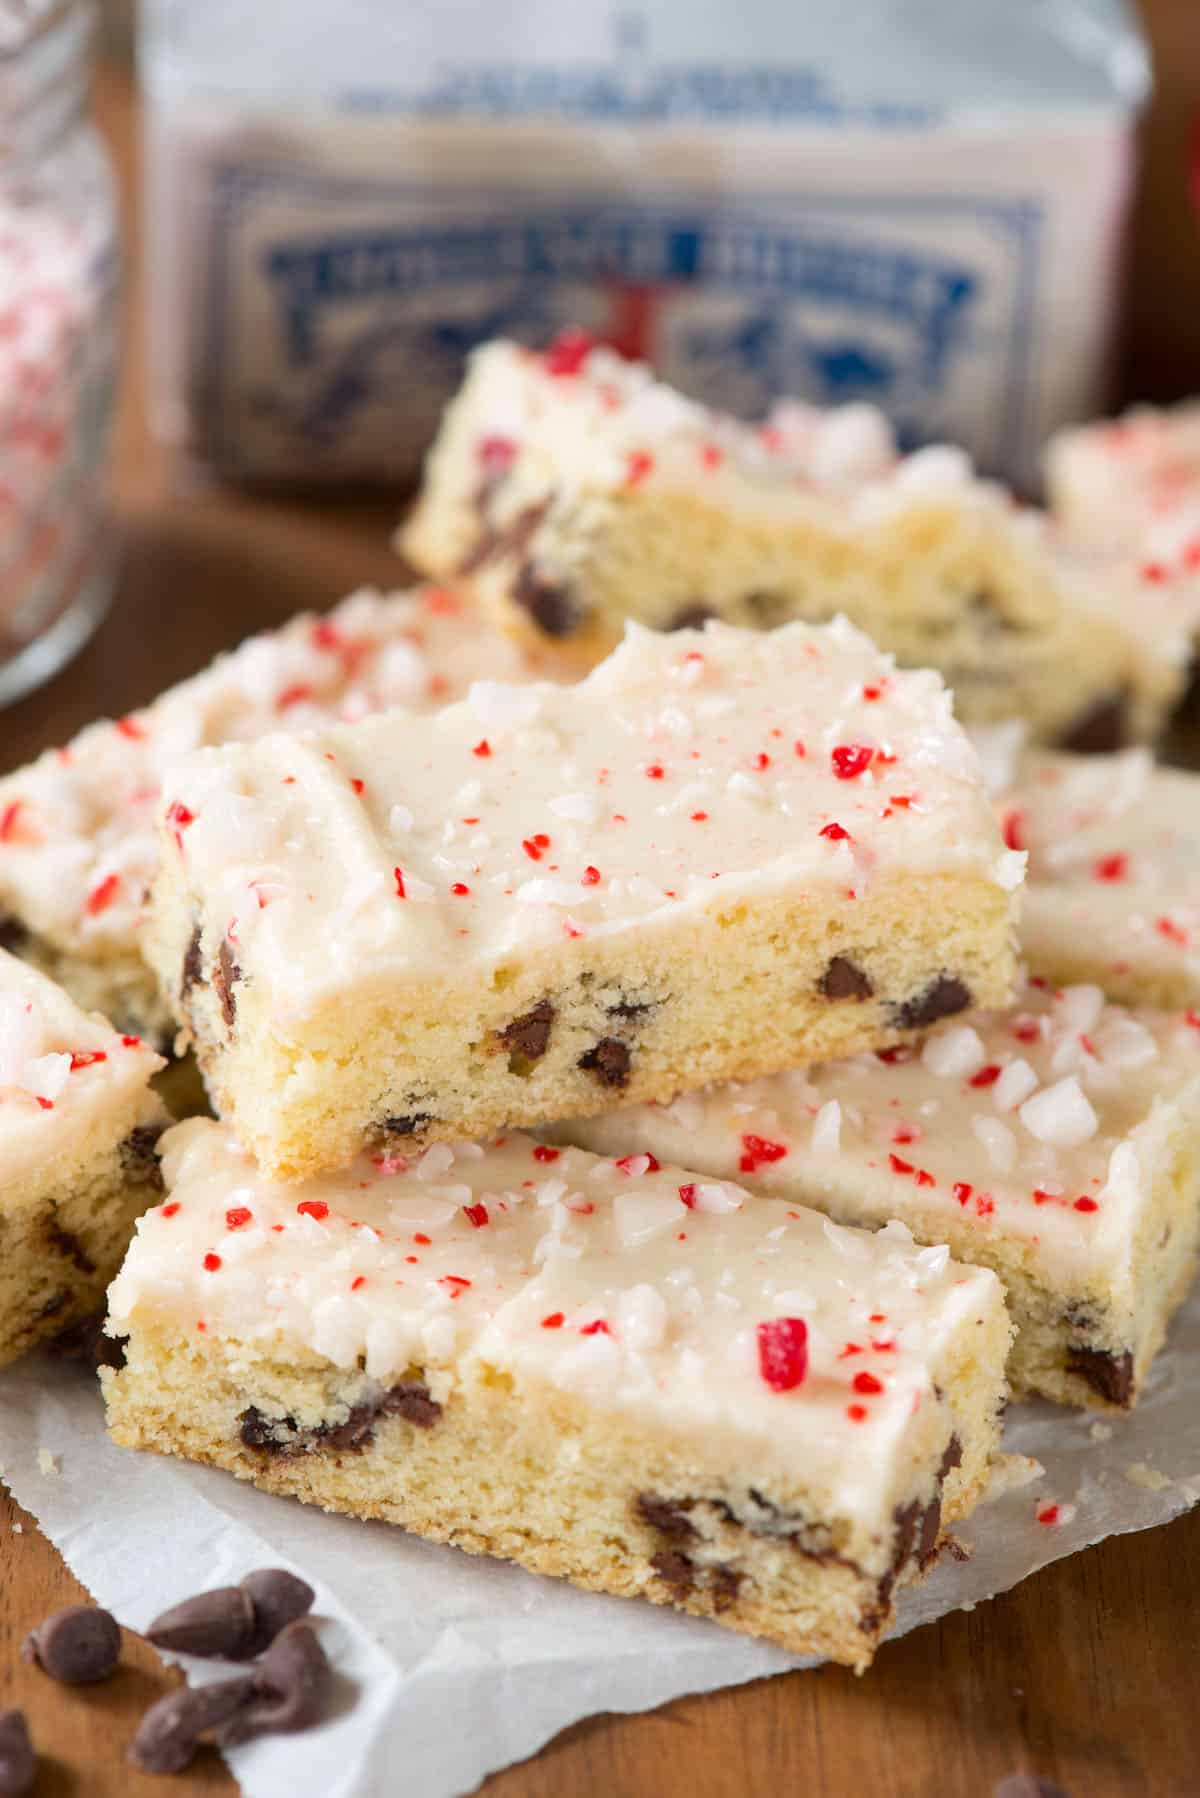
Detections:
[0, 0, 119, 704]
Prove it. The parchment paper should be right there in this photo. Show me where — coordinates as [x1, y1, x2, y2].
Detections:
[3, 1283, 1200, 1798]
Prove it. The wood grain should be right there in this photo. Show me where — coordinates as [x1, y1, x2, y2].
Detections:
[3, 39, 1200, 1798]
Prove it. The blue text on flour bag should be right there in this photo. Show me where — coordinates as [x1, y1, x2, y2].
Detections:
[141, 0, 1149, 488]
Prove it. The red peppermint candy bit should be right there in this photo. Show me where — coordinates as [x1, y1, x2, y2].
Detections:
[624, 450, 654, 487]
[394, 867, 407, 899]
[541, 1312, 565, 1329]
[580, 1318, 611, 1336]
[1186, 1011, 1200, 1030]
[1093, 852, 1128, 883]
[915, 1168, 936, 1188]
[69, 1050, 107, 1071]
[1157, 916, 1190, 947]
[450, 882, 470, 896]
[581, 865, 601, 885]
[871, 1339, 897, 1353]
[690, 811, 708, 822]
[476, 434, 517, 474]
[876, 1045, 913, 1065]
[115, 714, 147, 741]
[166, 801, 195, 850]
[83, 871, 121, 917]
[297, 1199, 329, 1221]
[532, 1145, 560, 1163]
[35, 1097, 54, 1110]
[413, 1233, 432, 1246]
[838, 1342, 863, 1359]
[440, 1275, 472, 1297]
[522, 833, 551, 861]
[463, 1202, 489, 1228]
[615, 1153, 660, 1175]
[1073, 1196, 1099, 1213]
[542, 328, 595, 376]
[888, 1153, 914, 1176]
[225, 1207, 253, 1231]
[793, 740, 806, 758]
[203, 1252, 222, 1272]
[1013, 1019, 1041, 1044]
[1140, 562, 1168, 584]
[699, 442, 723, 470]
[819, 821, 851, 842]
[756, 1317, 808, 1391]
[1037, 1503, 1060, 1526]
[862, 682, 886, 701]
[0, 800, 22, 841]
[1032, 1188, 1056, 1206]
[678, 1183, 696, 1208]
[472, 739, 492, 758]
[852, 1371, 883, 1395]
[645, 764, 665, 780]
[752, 752, 771, 771]
[351, 1275, 367, 1292]
[1001, 809, 1026, 852]
[975, 1194, 995, 1217]
[846, 1403, 868, 1423]
[739, 1133, 788, 1173]
[953, 1181, 973, 1207]
[892, 1126, 916, 1145]
[350, 778, 365, 796]
[276, 683, 313, 711]
[969, 1064, 1002, 1088]
[831, 744, 873, 781]
[161, 1202, 181, 1219]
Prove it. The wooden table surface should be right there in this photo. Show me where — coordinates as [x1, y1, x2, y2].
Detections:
[3, 57, 1200, 1798]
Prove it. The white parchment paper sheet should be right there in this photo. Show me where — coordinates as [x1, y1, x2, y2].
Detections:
[4, 1283, 1200, 1798]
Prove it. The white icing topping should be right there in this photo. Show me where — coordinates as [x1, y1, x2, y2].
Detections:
[0, 949, 163, 1186]
[109, 1120, 1004, 1533]
[155, 618, 1014, 1014]
[0, 586, 554, 962]
[558, 979, 1200, 1291]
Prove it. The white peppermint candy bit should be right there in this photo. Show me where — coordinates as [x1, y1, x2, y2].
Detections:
[993, 1058, 1038, 1112]
[613, 1193, 686, 1248]
[468, 681, 543, 733]
[616, 1283, 668, 1352]
[810, 1099, 842, 1155]
[21, 1051, 71, 1101]
[549, 792, 598, 823]
[971, 1115, 1017, 1173]
[690, 1181, 744, 1215]
[1019, 1077, 1099, 1148]
[415, 1142, 455, 1181]
[922, 1025, 986, 1080]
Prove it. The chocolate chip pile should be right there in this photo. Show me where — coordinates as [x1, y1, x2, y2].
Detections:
[6, 1567, 332, 1789]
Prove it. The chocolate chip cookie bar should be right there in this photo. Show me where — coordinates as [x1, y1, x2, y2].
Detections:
[103, 1123, 1011, 1670]
[559, 978, 1200, 1409]
[146, 617, 1021, 1180]
[0, 586, 549, 1045]
[0, 950, 166, 1367]
[1046, 402, 1200, 568]
[401, 335, 1190, 747]
[989, 744, 1200, 1011]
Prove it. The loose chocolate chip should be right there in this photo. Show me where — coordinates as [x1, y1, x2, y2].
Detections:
[0, 914, 29, 954]
[44, 1220, 95, 1276]
[180, 923, 203, 999]
[993, 1778, 1071, 1798]
[1065, 1346, 1134, 1408]
[606, 996, 656, 1024]
[316, 1404, 378, 1453]
[818, 955, 874, 1001]
[888, 974, 972, 1031]
[0, 1710, 35, 1798]
[22, 1605, 121, 1685]
[119, 1123, 166, 1190]
[709, 1565, 742, 1613]
[650, 1549, 695, 1595]
[1058, 692, 1128, 756]
[667, 603, 718, 631]
[240, 1571, 316, 1657]
[129, 1677, 257, 1775]
[380, 1380, 442, 1429]
[146, 1587, 257, 1661]
[214, 938, 241, 1031]
[380, 1112, 431, 1139]
[578, 1036, 631, 1088]
[498, 998, 555, 1071]
[636, 1493, 698, 1542]
[218, 1623, 332, 1746]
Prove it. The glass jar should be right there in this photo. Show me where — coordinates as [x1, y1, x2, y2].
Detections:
[0, 0, 119, 706]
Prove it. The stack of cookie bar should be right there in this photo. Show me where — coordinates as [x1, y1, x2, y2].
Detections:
[5, 336, 1200, 1678]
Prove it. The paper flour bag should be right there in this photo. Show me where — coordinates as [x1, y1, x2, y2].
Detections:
[139, 0, 1148, 489]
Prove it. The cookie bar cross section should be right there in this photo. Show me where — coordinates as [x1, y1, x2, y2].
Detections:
[401, 336, 1191, 747]
[103, 1121, 1011, 1672]
[146, 616, 1021, 1179]
[0, 949, 166, 1367]
[0, 585, 553, 1044]
[557, 978, 1200, 1409]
